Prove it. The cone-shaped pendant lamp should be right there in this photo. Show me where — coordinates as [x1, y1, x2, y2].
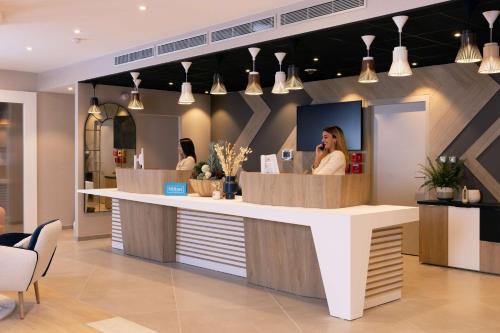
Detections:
[389, 16, 412, 77]
[245, 47, 263, 95]
[128, 72, 144, 110]
[358, 35, 379, 83]
[479, 10, 500, 74]
[178, 62, 195, 105]
[272, 52, 289, 94]
[455, 0, 482, 63]
[210, 55, 227, 95]
[285, 39, 303, 90]
[88, 83, 101, 114]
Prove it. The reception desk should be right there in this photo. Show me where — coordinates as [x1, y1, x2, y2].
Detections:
[79, 181, 417, 321]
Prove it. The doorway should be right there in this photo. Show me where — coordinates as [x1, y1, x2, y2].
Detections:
[372, 99, 428, 255]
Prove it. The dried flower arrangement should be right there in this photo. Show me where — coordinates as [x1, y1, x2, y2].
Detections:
[214, 141, 253, 177]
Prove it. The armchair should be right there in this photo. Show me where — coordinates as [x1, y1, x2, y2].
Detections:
[0, 219, 62, 319]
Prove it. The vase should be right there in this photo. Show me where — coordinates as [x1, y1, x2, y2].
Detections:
[436, 187, 454, 201]
[223, 176, 237, 200]
[468, 189, 481, 203]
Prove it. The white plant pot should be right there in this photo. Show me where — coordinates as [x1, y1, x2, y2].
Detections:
[436, 187, 454, 200]
[468, 189, 481, 203]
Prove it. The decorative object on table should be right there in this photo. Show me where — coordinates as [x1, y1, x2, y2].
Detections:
[164, 182, 188, 196]
[468, 189, 481, 203]
[419, 156, 464, 200]
[113, 149, 127, 167]
[260, 154, 280, 174]
[133, 148, 144, 169]
[214, 141, 253, 199]
[461, 186, 469, 204]
[190, 142, 226, 197]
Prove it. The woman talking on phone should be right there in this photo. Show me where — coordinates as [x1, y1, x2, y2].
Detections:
[312, 126, 349, 175]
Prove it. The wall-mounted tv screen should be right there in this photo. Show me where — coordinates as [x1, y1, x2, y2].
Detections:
[297, 101, 363, 151]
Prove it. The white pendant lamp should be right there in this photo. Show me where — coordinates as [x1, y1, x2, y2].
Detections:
[272, 52, 289, 94]
[178, 62, 195, 105]
[245, 47, 263, 95]
[285, 65, 303, 90]
[88, 83, 101, 114]
[455, 30, 483, 63]
[128, 72, 144, 110]
[479, 10, 500, 74]
[358, 35, 379, 83]
[389, 16, 412, 77]
[210, 73, 227, 95]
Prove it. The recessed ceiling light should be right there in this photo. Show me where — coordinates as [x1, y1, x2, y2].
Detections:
[336, 72, 342, 76]
[313, 57, 319, 62]
[245, 69, 250, 73]
[139, 5, 147, 11]
[411, 62, 418, 66]
[304, 68, 317, 74]
[74, 29, 81, 34]
[68, 87, 73, 91]
[168, 82, 173, 86]
[205, 91, 209, 94]
[453, 32, 461, 38]
[26, 46, 32, 51]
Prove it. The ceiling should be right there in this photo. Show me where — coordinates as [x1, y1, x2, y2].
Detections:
[86, 0, 500, 94]
[0, 0, 301, 73]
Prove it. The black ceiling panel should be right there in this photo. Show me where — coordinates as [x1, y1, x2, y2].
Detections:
[84, 0, 500, 94]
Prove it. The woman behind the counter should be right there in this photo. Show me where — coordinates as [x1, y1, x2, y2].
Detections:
[176, 138, 197, 171]
[312, 126, 349, 175]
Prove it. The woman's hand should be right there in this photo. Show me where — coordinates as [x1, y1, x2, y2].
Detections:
[313, 144, 326, 168]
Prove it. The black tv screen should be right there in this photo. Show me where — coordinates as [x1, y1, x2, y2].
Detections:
[297, 101, 363, 151]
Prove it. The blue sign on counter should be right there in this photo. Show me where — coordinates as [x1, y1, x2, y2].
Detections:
[164, 182, 188, 196]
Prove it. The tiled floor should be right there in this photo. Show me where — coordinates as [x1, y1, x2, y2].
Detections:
[1, 230, 500, 332]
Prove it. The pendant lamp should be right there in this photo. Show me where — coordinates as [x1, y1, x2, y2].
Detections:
[389, 16, 412, 77]
[285, 39, 303, 90]
[272, 52, 289, 94]
[210, 56, 227, 95]
[358, 35, 379, 83]
[455, 0, 482, 63]
[478, 10, 500, 74]
[178, 62, 195, 105]
[88, 83, 101, 114]
[128, 72, 144, 110]
[245, 47, 263, 95]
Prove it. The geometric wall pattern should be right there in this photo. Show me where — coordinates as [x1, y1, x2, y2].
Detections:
[211, 63, 500, 203]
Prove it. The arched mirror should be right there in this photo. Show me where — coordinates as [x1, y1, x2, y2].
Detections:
[84, 103, 136, 213]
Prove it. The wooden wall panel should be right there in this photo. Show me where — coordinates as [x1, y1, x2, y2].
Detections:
[116, 168, 192, 195]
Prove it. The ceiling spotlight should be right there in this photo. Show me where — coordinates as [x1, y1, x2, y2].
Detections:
[454, 32, 462, 38]
[411, 62, 418, 66]
[178, 62, 195, 105]
[245, 47, 263, 95]
[358, 35, 379, 84]
[139, 5, 147, 11]
[313, 57, 319, 62]
[26, 46, 32, 51]
[168, 82, 173, 86]
[67, 87, 73, 91]
[389, 16, 412, 77]
[245, 69, 250, 73]
[205, 91, 209, 94]
[272, 52, 288, 95]
[337, 72, 342, 77]
[128, 72, 144, 110]
[478, 10, 500, 74]
[74, 29, 81, 34]
[304, 68, 317, 74]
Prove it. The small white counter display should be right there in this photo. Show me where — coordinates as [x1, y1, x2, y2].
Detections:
[79, 183, 417, 321]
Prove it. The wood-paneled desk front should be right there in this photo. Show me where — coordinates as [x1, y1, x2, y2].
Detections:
[78, 187, 417, 321]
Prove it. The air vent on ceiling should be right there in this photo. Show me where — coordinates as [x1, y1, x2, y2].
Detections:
[211, 17, 275, 42]
[157, 34, 208, 56]
[114, 47, 155, 66]
[280, 0, 365, 26]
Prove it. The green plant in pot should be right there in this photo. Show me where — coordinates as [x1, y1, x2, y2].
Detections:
[419, 156, 464, 200]
[190, 142, 225, 197]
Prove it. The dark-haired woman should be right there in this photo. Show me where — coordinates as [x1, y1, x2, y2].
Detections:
[176, 138, 197, 171]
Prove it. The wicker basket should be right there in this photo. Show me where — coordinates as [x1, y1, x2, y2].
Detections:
[189, 179, 224, 197]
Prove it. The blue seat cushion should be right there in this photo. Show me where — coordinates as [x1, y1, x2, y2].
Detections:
[0, 233, 31, 247]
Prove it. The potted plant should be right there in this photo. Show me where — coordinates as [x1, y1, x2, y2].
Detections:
[190, 142, 225, 197]
[419, 156, 464, 200]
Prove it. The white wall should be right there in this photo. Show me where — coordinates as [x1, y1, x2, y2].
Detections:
[75, 83, 211, 239]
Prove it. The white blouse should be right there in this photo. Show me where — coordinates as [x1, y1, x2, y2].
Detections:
[312, 150, 346, 175]
[176, 156, 195, 171]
